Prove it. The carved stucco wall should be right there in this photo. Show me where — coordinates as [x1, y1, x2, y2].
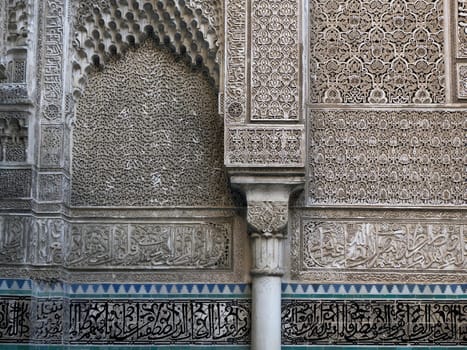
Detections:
[0, 0, 466, 347]
[288, 0, 467, 285]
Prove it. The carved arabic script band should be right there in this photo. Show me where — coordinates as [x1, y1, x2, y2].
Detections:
[0, 297, 250, 344]
[282, 300, 467, 345]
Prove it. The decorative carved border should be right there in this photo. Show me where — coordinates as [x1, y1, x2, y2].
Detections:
[0, 214, 249, 283]
[226, 125, 305, 167]
[282, 299, 466, 345]
[225, 0, 248, 122]
[0, 296, 251, 345]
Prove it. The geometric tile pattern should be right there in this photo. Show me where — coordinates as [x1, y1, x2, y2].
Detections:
[282, 283, 467, 299]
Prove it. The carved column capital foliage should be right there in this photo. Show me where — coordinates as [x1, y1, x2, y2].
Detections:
[247, 201, 289, 236]
[71, 0, 223, 98]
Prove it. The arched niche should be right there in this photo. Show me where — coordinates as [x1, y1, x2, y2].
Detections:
[71, 39, 233, 208]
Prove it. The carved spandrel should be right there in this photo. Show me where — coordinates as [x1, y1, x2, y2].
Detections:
[66, 222, 232, 269]
[72, 0, 220, 94]
[309, 0, 444, 104]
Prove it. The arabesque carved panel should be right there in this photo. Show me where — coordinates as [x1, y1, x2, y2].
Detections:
[226, 126, 304, 166]
[66, 222, 232, 270]
[457, 0, 467, 57]
[251, 0, 299, 120]
[0, 112, 28, 162]
[0, 169, 31, 198]
[309, 0, 444, 104]
[307, 110, 466, 205]
[72, 41, 233, 207]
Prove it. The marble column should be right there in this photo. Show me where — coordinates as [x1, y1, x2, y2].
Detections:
[231, 177, 302, 350]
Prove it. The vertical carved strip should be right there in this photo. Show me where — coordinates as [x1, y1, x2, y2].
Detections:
[251, 0, 299, 120]
[38, 0, 64, 122]
[457, 0, 467, 58]
[225, 0, 247, 122]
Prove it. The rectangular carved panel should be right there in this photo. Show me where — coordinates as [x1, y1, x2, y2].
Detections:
[39, 125, 62, 167]
[29, 218, 64, 265]
[0, 168, 31, 198]
[0, 296, 30, 343]
[307, 110, 466, 205]
[457, 0, 467, 58]
[251, 0, 299, 120]
[225, 0, 247, 122]
[290, 209, 467, 283]
[309, 0, 444, 104]
[302, 221, 466, 270]
[282, 300, 466, 345]
[226, 126, 304, 166]
[0, 215, 30, 264]
[69, 299, 250, 344]
[66, 222, 233, 270]
[38, 0, 64, 122]
[0, 112, 28, 162]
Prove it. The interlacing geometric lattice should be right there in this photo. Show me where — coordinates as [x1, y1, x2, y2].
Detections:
[309, 0, 444, 104]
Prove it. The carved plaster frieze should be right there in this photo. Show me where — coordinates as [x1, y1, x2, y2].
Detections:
[65, 222, 233, 270]
[309, 0, 444, 104]
[226, 126, 304, 167]
[29, 218, 64, 266]
[0, 215, 30, 264]
[289, 208, 467, 283]
[307, 110, 466, 206]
